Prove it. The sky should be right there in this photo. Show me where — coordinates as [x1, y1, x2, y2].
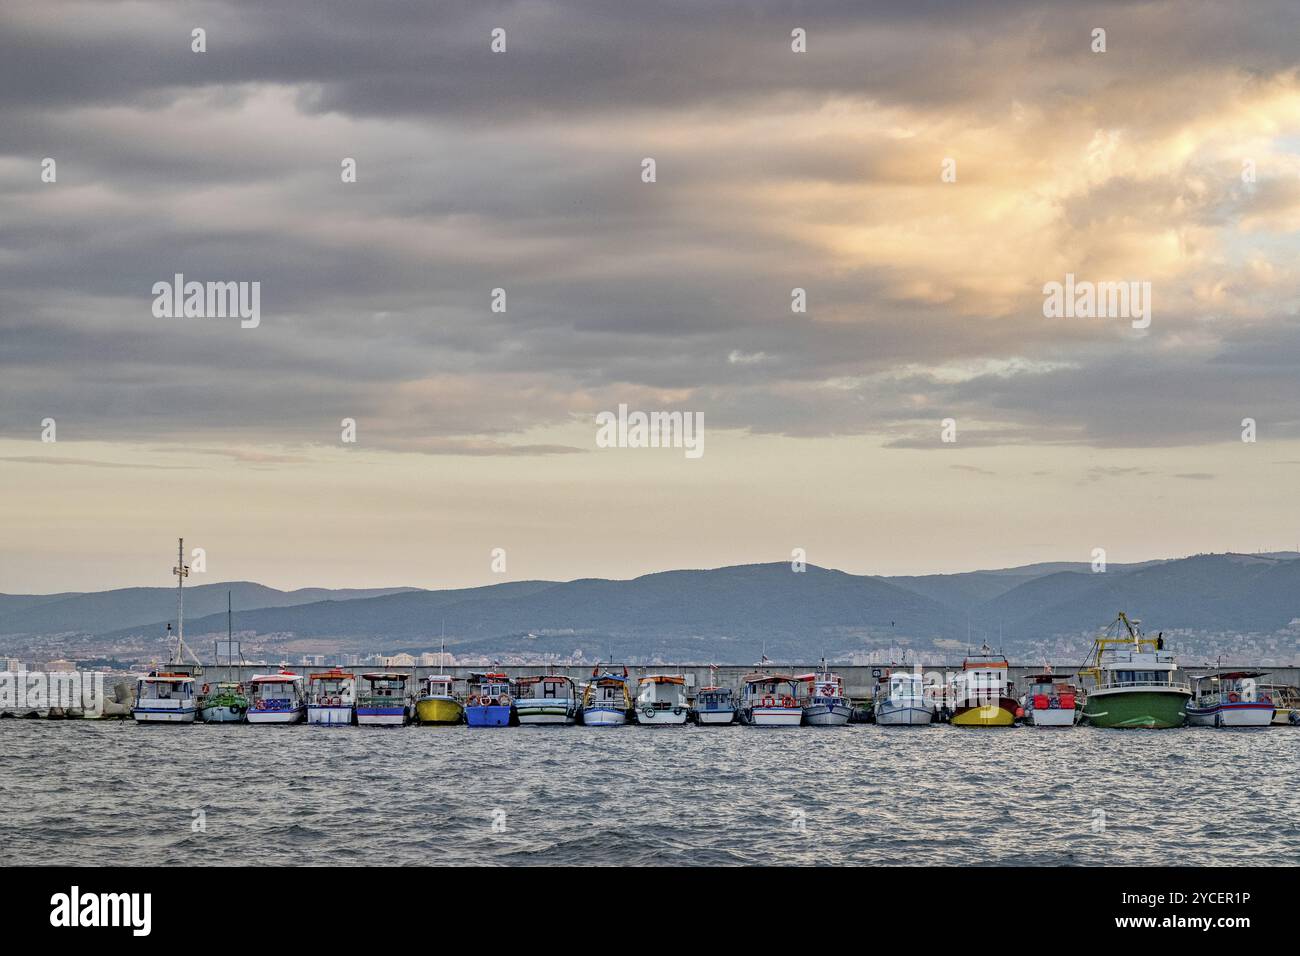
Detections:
[2, 0, 1300, 593]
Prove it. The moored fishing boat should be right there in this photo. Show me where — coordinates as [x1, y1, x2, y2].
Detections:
[1020, 671, 1080, 727]
[796, 661, 852, 726]
[415, 674, 464, 725]
[1187, 671, 1274, 728]
[132, 672, 198, 723]
[198, 681, 247, 723]
[465, 672, 513, 727]
[738, 673, 803, 726]
[1264, 684, 1300, 725]
[247, 671, 306, 724]
[514, 674, 578, 725]
[873, 670, 934, 726]
[356, 672, 411, 726]
[306, 668, 356, 726]
[1080, 613, 1190, 729]
[198, 593, 248, 722]
[692, 686, 737, 725]
[948, 648, 1019, 726]
[580, 667, 632, 726]
[635, 674, 689, 725]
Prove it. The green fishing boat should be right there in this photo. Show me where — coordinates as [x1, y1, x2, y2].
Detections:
[1079, 612, 1190, 729]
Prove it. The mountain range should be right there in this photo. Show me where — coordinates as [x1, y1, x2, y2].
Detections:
[4, 552, 1299, 663]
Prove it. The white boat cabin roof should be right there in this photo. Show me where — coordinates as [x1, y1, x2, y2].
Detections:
[250, 672, 304, 684]
[139, 673, 194, 684]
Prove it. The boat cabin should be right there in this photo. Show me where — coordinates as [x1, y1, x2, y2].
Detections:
[695, 686, 735, 711]
[137, 673, 196, 701]
[360, 672, 409, 703]
[419, 675, 458, 699]
[249, 672, 305, 704]
[741, 674, 800, 705]
[882, 670, 926, 703]
[587, 674, 630, 706]
[516, 674, 577, 702]
[950, 653, 1010, 707]
[307, 668, 355, 704]
[1190, 670, 1270, 706]
[470, 673, 512, 704]
[637, 674, 687, 710]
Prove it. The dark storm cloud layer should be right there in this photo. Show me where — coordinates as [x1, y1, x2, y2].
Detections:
[2, 0, 1300, 453]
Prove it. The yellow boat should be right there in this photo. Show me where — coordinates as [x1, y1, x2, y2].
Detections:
[415, 675, 464, 725]
[947, 648, 1020, 726]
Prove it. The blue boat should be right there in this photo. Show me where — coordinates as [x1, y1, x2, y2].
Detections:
[692, 686, 737, 725]
[465, 672, 514, 727]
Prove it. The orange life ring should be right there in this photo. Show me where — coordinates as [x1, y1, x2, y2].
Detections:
[202, 683, 210, 695]
[762, 696, 774, 707]
[1228, 692, 1240, 703]
[255, 699, 266, 710]
[782, 696, 795, 708]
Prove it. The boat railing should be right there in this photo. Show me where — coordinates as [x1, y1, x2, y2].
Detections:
[1097, 679, 1191, 692]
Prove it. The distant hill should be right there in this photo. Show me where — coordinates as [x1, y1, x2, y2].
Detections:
[0, 582, 422, 636]
[6, 553, 1299, 662]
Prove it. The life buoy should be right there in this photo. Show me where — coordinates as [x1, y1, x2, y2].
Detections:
[673, 706, 683, 716]
[643, 706, 655, 719]
[202, 683, 210, 695]
[762, 696, 775, 708]
[255, 699, 266, 710]
[782, 696, 795, 708]
[1228, 692, 1240, 702]
[500, 694, 512, 706]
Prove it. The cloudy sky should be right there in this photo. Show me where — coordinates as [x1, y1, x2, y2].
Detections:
[3, 0, 1300, 593]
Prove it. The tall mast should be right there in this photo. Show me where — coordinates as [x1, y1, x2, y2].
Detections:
[172, 537, 190, 664]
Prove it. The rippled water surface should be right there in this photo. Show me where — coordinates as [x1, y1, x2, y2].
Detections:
[3, 720, 1298, 866]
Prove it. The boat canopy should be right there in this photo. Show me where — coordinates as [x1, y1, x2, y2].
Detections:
[309, 669, 354, 681]
[639, 675, 685, 685]
[140, 673, 194, 683]
[361, 672, 408, 682]
[593, 673, 628, 684]
[250, 672, 303, 684]
[744, 673, 796, 683]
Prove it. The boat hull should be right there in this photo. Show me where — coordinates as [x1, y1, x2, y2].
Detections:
[465, 704, 511, 727]
[1083, 688, 1189, 729]
[356, 707, 406, 727]
[415, 697, 463, 725]
[1024, 707, 1078, 727]
[874, 701, 933, 726]
[636, 706, 687, 725]
[514, 700, 576, 725]
[740, 706, 803, 726]
[950, 698, 1018, 726]
[582, 706, 628, 726]
[1187, 702, 1274, 728]
[132, 706, 196, 723]
[307, 705, 353, 726]
[200, 704, 246, 723]
[694, 708, 736, 725]
[247, 706, 304, 724]
[802, 700, 852, 726]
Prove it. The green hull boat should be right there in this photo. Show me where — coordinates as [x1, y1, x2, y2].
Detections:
[1083, 687, 1189, 728]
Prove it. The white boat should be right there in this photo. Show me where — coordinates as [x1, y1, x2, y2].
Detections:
[356, 672, 410, 727]
[514, 674, 578, 725]
[873, 670, 934, 726]
[635, 674, 689, 725]
[132, 672, 197, 723]
[247, 671, 306, 724]
[580, 667, 632, 726]
[692, 686, 737, 725]
[738, 673, 803, 726]
[306, 668, 356, 726]
[1187, 670, 1275, 728]
[796, 662, 852, 725]
[1020, 672, 1080, 727]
